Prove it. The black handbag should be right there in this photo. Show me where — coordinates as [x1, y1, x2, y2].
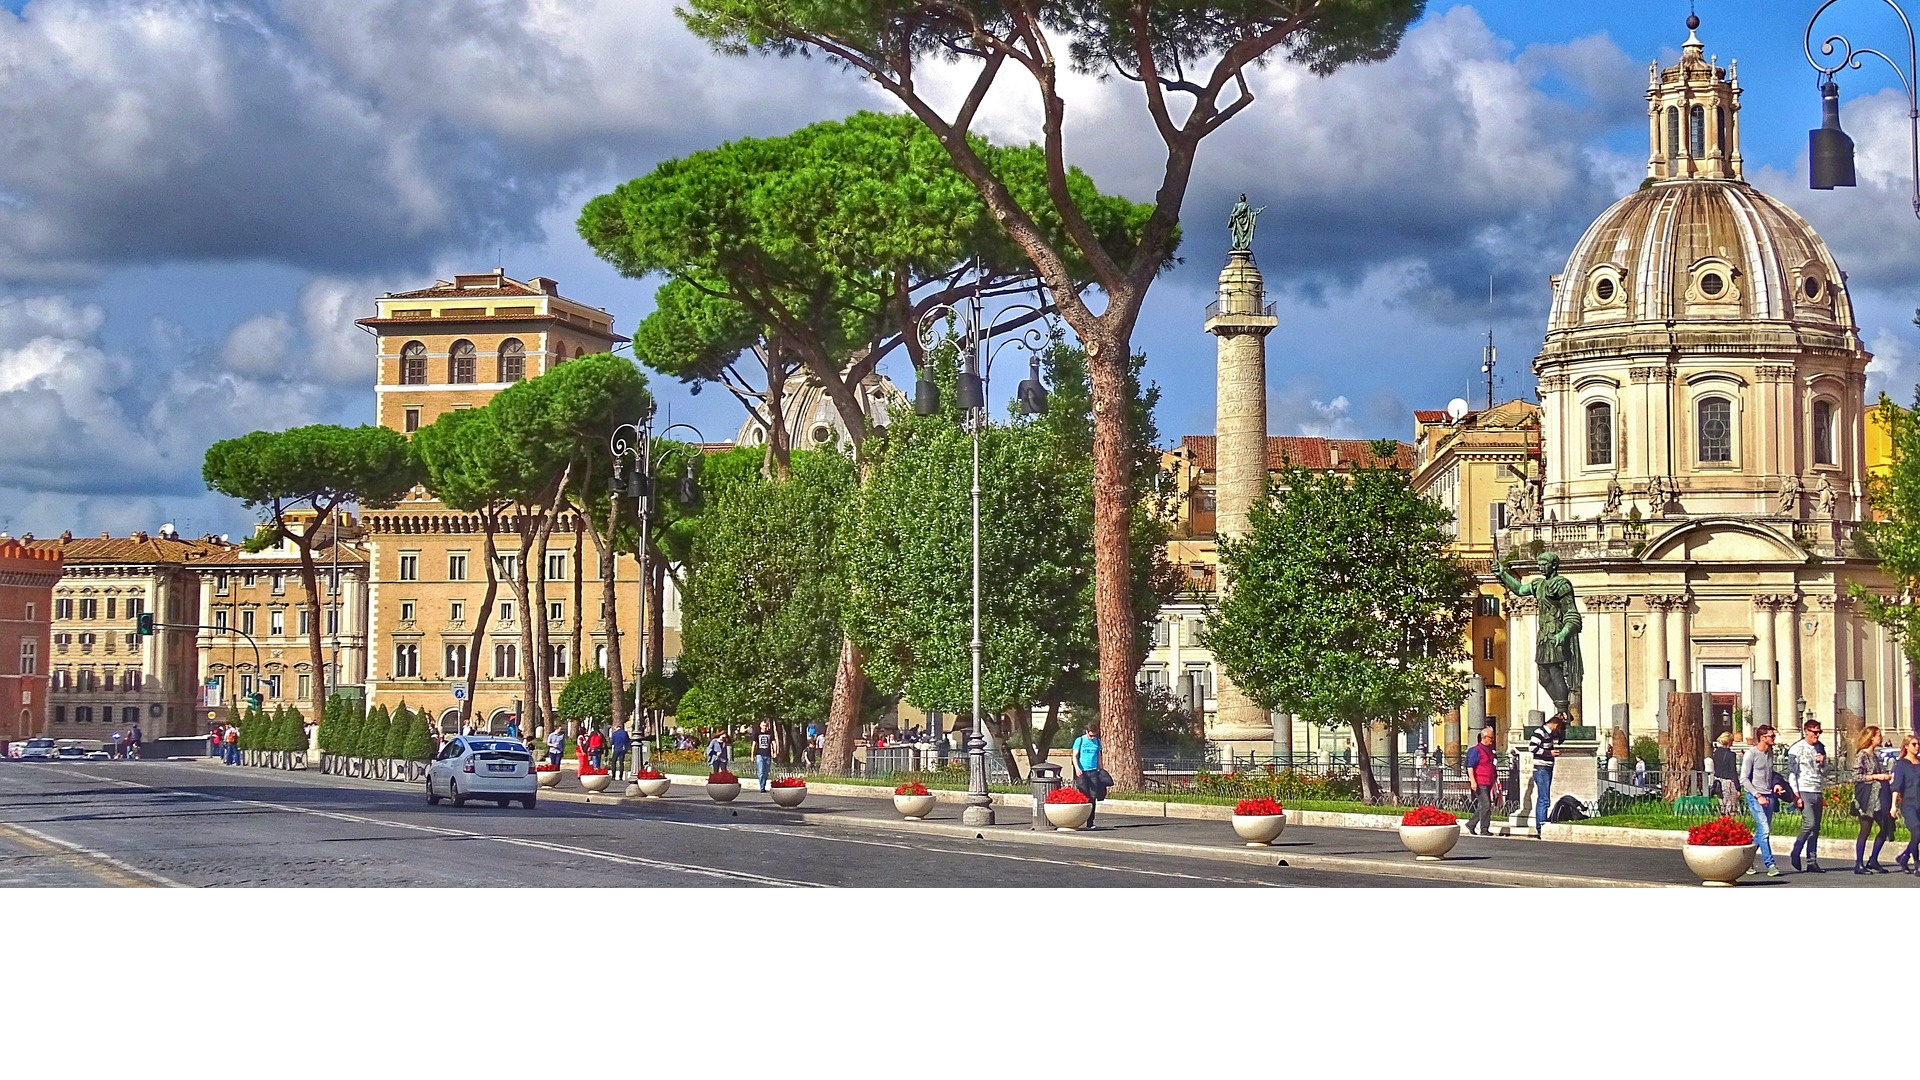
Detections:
[1854, 779, 1882, 818]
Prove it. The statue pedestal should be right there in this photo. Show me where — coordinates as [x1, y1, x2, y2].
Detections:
[1507, 740, 1598, 830]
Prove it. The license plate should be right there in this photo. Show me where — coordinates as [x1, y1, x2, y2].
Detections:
[488, 763, 513, 773]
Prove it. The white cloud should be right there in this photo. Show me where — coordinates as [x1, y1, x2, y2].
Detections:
[219, 312, 294, 376]
[1867, 328, 1919, 402]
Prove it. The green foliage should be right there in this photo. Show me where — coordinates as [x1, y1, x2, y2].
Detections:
[1205, 456, 1473, 784]
[634, 670, 687, 713]
[386, 703, 415, 759]
[558, 667, 613, 728]
[401, 712, 437, 762]
[677, 450, 857, 727]
[202, 425, 419, 514]
[359, 704, 391, 760]
[287, 708, 307, 753]
[1855, 396, 1920, 664]
[1630, 735, 1662, 770]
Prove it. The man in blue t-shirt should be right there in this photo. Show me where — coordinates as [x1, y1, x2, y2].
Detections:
[1069, 724, 1104, 830]
[610, 725, 632, 780]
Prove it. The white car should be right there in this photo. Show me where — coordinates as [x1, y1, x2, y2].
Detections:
[426, 737, 538, 809]
[15, 737, 56, 761]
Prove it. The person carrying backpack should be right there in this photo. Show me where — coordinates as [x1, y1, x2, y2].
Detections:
[1069, 723, 1108, 830]
[1465, 727, 1499, 835]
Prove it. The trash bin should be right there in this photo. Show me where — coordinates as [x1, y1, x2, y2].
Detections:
[1030, 763, 1063, 831]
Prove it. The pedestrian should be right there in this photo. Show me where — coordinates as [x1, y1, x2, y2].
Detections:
[544, 726, 563, 769]
[208, 726, 222, 759]
[1526, 713, 1567, 838]
[128, 724, 141, 760]
[1709, 732, 1740, 816]
[1851, 725, 1895, 875]
[505, 717, 522, 743]
[586, 726, 606, 770]
[706, 731, 730, 774]
[610, 724, 631, 779]
[1633, 756, 1648, 788]
[1069, 723, 1107, 830]
[1740, 724, 1787, 877]
[223, 724, 239, 765]
[752, 720, 775, 791]
[1465, 726, 1499, 835]
[1787, 720, 1829, 873]
[1893, 733, 1920, 874]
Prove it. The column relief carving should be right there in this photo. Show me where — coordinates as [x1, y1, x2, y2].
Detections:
[1751, 593, 1799, 612]
[1585, 595, 1630, 610]
[1645, 593, 1691, 611]
[1629, 365, 1673, 383]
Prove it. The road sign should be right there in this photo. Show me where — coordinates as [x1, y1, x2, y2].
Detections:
[452, 686, 466, 701]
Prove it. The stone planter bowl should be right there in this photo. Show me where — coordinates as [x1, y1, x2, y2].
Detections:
[1398, 823, 1462, 860]
[769, 784, 807, 808]
[1044, 800, 1094, 831]
[1683, 843, 1756, 886]
[893, 793, 938, 820]
[707, 781, 741, 804]
[1230, 813, 1286, 846]
[535, 770, 563, 788]
[634, 777, 671, 799]
[579, 773, 612, 794]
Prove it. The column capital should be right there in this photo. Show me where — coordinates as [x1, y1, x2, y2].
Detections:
[1645, 592, 1691, 611]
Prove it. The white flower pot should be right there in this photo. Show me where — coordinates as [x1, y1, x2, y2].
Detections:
[634, 777, 671, 799]
[536, 770, 562, 788]
[1231, 813, 1286, 846]
[579, 773, 612, 793]
[769, 784, 807, 808]
[1683, 843, 1757, 886]
[1398, 823, 1462, 860]
[893, 793, 937, 820]
[1044, 801, 1094, 831]
[707, 782, 741, 803]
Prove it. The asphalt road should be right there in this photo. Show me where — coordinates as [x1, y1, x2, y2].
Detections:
[0, 760, 1466, 888]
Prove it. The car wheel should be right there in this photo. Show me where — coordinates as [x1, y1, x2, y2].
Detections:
[426, 776, 442, 806]
[520, 794, 537, 809]
[450, 779, 466, 808]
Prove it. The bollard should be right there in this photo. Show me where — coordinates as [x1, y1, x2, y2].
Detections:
[1030, 763, 1064, 831]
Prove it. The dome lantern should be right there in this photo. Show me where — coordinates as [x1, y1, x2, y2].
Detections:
[1646, 14, 1743, 182]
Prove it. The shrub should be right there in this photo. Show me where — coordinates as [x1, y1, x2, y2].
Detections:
[286, 707, 308, 752]
[1630, 735, 1662, 770]
[1234, 797, 1285, 817]
[1045, 787, 1091, 805]
[358, 705, 391, 759]
[385, 703, 414, 759]
[402, 713, 437, 762]
[1401, 806, 1457, 826]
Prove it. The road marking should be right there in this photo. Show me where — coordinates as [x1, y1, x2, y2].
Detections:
[54, 768, 824, 887]
[0, 820, 184, 888]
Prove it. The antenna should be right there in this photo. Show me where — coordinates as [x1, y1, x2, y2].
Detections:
[1480, 276, 1497, 410]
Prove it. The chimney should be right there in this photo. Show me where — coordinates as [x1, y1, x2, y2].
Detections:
[531, 276, 560, 296]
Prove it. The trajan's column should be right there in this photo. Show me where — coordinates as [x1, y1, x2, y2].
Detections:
[1203, 196, 1278, 759]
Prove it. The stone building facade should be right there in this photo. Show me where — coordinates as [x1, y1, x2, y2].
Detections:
[0, 539, 62, 747]
[354, 270, 647, 733]
[1498, 22, 1907, 748]
[27, 530, 229, 740]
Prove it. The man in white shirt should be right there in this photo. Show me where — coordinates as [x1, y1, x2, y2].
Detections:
[1787, 721, 1829, 873]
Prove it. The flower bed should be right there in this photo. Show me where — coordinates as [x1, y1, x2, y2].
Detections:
[894, 781, 931, 797]
[1401, 806, 1458, 827]
[1686, 815, 1754, 846]
[1045, 787, 1091, 805]
[1234, 797, 1285, 817]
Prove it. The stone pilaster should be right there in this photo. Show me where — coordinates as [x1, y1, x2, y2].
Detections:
[1204, 249, 1279, 751]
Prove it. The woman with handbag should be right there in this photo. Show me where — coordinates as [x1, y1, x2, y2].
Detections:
[1852, 726, 1896, 875]
[1892, 733, 1920, 874]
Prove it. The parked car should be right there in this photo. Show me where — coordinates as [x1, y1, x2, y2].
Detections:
[52, 746, 91, 761]
[426, 737, 537, 809]
[15, 737, 57, 761]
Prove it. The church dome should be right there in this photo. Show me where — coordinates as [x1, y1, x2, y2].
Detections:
[1542, 19, 1858, 354]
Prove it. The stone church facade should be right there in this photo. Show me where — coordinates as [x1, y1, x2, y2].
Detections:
[1499, 21, 1909, 748]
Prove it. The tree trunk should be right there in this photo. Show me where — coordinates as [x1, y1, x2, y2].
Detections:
[1027, 695, 1062, 767]
[995, 708, 1024, 782]
[461, 512, 502, 729]
[293, 509, 331, 724]
[1086, 328, 1141, 789]
[1350, 717, 1381, 802]
[822, 635, 863, 773]
[507, 512, 539, 734]
[571, 515, 585, 677]
[647, 550, 667, 676]
[528, 469, 570, 734]
[595, 493, 626, 741]
[1387, 719, 1401, 802]
[1663, 692, 1704, 802]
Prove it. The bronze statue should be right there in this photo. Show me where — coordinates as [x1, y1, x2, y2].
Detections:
[1496, 551, 1583, 717]
[1228, 193, 1264, 251]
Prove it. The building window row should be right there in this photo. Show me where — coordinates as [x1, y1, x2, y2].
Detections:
[1580, 396, 1838, 470]
[397, 338, 529, 386]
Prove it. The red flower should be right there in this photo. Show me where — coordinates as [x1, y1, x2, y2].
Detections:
[707, 769, 739, 785]
[1045, 787, 1091, 805]
[579, 766, 610, 777]
[1234, 797, 1285, 817]
[1687, 815, 1755, 846]
[533, 763, 559, 773]
[894, 782, 931, 796]
[1401, 806, 1458, 827]
[770, 776, 806, 789]
[634, 768, 666, 780]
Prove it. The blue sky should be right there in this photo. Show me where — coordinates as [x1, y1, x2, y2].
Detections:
[1, 1, 1916, 538]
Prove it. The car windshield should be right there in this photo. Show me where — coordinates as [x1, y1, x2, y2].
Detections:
[26, 739, 54, 748]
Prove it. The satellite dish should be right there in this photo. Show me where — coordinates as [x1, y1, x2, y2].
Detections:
[1446, 398, 1470, 422]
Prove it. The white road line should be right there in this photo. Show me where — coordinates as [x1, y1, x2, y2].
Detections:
[54, 768, 824, 887]
[0, 819, 186, 888]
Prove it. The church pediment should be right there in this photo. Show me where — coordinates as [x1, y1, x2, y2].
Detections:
[1642, 518, 1806, 564]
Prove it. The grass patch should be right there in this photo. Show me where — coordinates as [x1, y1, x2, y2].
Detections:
[1579, 810, 1910, 843]
[1108, 789, 1417, 816]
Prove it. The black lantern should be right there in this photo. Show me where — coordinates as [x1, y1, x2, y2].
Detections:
[1810, 79, 1858, 190]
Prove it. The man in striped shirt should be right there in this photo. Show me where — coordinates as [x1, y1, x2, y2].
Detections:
[1528, 714, 1567, 839]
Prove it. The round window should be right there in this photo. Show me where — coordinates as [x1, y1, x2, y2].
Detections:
[1595, 278, 1616, 302]
[1803, 276, 1822, 299]
[1699, 272, 1725, 298]
[810, 424, 834, 445]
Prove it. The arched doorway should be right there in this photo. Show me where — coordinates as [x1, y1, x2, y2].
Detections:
[487, 708, 512, 735]
[438, 708, 461, 735]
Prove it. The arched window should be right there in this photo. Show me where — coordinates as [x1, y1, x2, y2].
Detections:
[493, 643, 518, 679]
[1585, 402, 1613, 466]
[573, 346, 584, 360]
[400, 341, 427, 385]
[449, 340, 477, 384]
[498, 339, 525, 383]
[393, 643, 418, 678]
[1697, 396, 1733, 463]
[1716, 108, 1729, 158]
[1666, 106, 1680, 168]
[1689, 105, 1705, 158]
[444, 643, 467, 679]
[1813, 399, 1837, 466]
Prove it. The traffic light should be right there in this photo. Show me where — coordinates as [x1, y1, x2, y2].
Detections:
[247, 693, 263, 709]
[137, 613, 155, 636]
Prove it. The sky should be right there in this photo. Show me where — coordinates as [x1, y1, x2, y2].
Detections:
[2, 0, 1917, 539]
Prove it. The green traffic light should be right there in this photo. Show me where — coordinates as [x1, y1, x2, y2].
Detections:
[137, 613, 155, 636]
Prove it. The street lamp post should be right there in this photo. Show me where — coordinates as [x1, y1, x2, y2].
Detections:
[1805, 0, 1920, 218]
[611, 414, 706, 752]
[915, 284, 1053, 828]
